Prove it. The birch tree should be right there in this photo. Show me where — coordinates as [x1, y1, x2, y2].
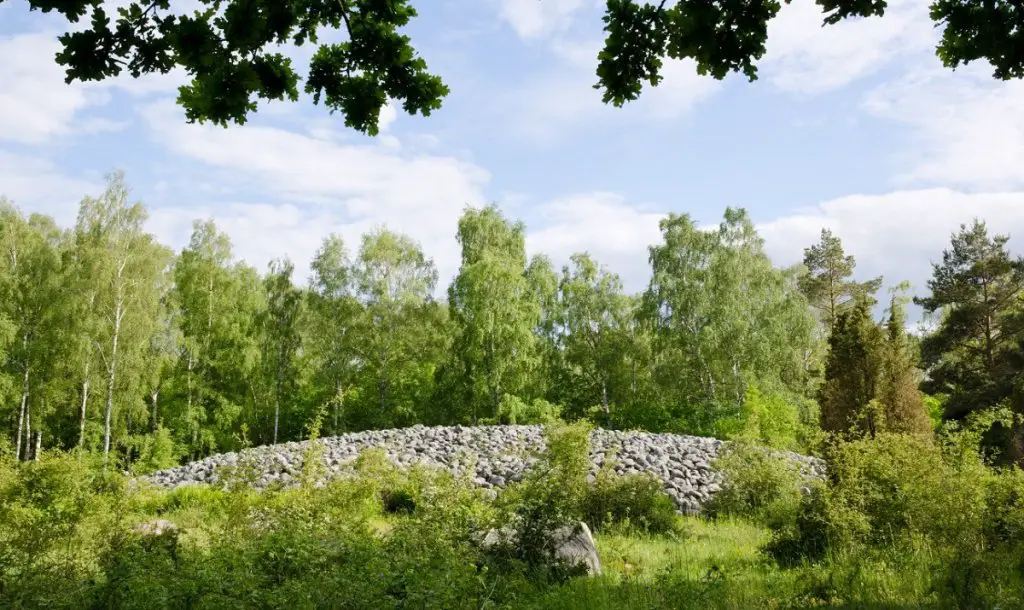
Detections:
[350, 228, 439, 429]
[559, 252, 632, 422]
[75, 173, 167, 467]
[173, 220, 265, 454]
[448, 206, 538, 421]
[643, 209, 817, 433]
[0, 203, 63, 458]
[305, 234, 361, 434]
[262, 258, 303, 444]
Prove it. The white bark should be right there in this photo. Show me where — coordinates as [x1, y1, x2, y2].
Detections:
[23, 403, 30, 462]
[102, 295, 124, 468]
[78, 377, 89, 450]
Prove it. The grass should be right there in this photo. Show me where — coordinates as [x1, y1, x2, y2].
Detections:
[141, 482, 804, 609]
[524, 520, 946, 609]
[2, 446, 1004, 609]
[139, 486, 940, 609]
[530, 519, 802, 610]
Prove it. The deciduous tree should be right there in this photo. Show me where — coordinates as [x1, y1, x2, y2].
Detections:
[18, 0, 1023, 132]
[350, 228, 441, 429]
[448, 205, 539, 421]
[559, 252, 632, 422]
[643, 209, 816, 434]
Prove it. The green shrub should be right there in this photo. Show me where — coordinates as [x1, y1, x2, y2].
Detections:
[381, 487, 417, 514]
[582, 467, 679, 535]
[486, 394, 564, 425]
[120, 426, 181, 475]
[764, 409, 1024, 608]
[494, 421, 592, 579]
[705, 438, 810, 531]
[923, 393, 946, 430]
[714, 384, 814, 453]
[0, 452, 127, 609]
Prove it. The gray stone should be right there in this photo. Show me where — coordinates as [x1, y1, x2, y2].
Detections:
[133, 519, 178, 537]
[551, 522, 602, 576]
[139, 425, 826, 516]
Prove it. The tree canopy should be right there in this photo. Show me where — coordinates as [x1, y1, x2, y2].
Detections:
[13, 0, 1024, 133]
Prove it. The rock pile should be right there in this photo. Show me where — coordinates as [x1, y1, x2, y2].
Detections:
[142, 425, 825, 515]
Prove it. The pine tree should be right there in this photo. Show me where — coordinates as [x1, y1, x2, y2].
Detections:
[915, 219, 1024, 420]
[799, 229, 883, 331]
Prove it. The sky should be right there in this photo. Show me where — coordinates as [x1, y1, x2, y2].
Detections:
[2, 0, 1023, 322]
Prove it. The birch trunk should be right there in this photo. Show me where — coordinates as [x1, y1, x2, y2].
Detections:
[15, 390, 25, 461]
[601, 378, 609, 416]
[150, 387, 159, 432]
[34, 431, 41, 462]
[333, 382, 343, 434]
[24, 404, 30, 462]
[78, 376, 89, 450]
[186, 350, 196, 451]
[273, 382, 281, 445]
[102, 300, 123, 468]
[78, 293, 95, 451]
[15, 337, 29, 460]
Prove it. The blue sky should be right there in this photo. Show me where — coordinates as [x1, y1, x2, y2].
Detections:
[1, 0, 1023, 320]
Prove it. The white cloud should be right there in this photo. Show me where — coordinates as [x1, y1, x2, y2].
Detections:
[0, 31, 187, 145]
[763, 0, 935, 93]
[524, 188, 1024, 307]
[378, 102, 398, 132]
[507, 48, 721, 141]
[140, 99, 491, 285]
[0, 33, 111, 144]
[0, 152, 101, 225]
[491, 2, 723, 140]
[862, 66, 1024, 190]
[499, 0, 588, 39]
[757, 189, 1024, 301]
[526, 192, 665, 291]
[145, 201, 356, 286]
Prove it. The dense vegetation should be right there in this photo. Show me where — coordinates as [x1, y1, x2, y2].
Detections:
[2, 171, 1024, 608]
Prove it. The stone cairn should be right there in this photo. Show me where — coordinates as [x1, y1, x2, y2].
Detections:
[142, 425, 825, 515]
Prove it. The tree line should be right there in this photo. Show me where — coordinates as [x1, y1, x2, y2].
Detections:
[1, 172, 1022, 470]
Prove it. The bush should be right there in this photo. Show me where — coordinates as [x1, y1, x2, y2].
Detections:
[582, 467, 679, 535]
[381, 487, 417, 514]
[486, 394, 564, 425]
[0, 452, 127, 609]
[714, 385, 812, 452]
[763, 409, 1024, 608]
[705, 438, 811, 530]
[120, 426, 181, 475]
[493, 421, 592, 578]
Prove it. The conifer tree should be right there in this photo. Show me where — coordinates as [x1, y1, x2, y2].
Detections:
[877, 286, 933, 436]
[819, 298, 883, 437]
[916, 219, 1024, 420]
[799, 229, 882, 331]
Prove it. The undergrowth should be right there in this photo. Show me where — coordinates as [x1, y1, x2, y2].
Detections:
[2, 416, 1024, 609]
